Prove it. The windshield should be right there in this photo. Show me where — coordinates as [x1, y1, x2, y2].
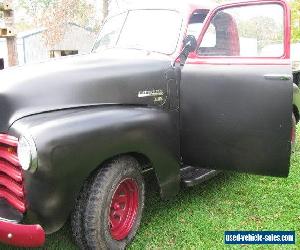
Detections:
[93, 10, 182, 55]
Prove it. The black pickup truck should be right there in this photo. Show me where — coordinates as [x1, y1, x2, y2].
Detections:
[0, 0, 299, 249]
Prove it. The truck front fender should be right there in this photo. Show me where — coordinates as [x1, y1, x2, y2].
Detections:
[10, 106, 180, 233]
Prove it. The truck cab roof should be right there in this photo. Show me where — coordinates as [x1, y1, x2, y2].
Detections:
[108, 0, 216, 17]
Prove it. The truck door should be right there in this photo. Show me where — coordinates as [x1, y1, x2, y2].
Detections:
[180, 0, 293, 177]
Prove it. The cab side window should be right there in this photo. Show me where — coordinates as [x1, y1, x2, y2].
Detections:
[187, 10, 216, 49]
[187, 10, 210, 41]
[198, 4, 284, 57]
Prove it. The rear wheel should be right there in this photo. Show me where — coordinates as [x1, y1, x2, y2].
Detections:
[72, 156, 145, 250]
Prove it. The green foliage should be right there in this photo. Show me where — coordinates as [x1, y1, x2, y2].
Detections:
[18, 0, 54, 17]
[213, 0, 300, 43]
[291, 0, 300, 42]
[15, 0, 96, 47]
[238, 16, 283, 50]
[16, 0, 95, 28]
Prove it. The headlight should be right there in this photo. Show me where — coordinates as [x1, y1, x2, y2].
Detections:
[17, 135, 37, 171]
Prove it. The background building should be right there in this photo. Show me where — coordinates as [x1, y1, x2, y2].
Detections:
[0, 23, 97, 68]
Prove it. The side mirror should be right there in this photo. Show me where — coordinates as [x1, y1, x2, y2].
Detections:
[173, 35, 197, 67]
[183, 35, 197, 53]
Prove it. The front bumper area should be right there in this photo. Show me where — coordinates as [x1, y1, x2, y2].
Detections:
[0, 220, 45, 247]
[0, 200, 45, 247]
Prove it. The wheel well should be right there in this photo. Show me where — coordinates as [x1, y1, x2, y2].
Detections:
[72, 151, 170, 224]
[98, 152, 153, 172]
[127, 152, 153, 171]
[77, 152, 155, 198]
[293, 104, 299, 123]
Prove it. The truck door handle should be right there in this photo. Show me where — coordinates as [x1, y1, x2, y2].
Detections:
[264, 74, 292, 81]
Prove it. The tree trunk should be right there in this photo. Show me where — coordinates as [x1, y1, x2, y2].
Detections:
[6, 37, 18, 66]
[3, 0, 18, 67]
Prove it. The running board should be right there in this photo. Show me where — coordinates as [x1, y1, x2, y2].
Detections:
[180, 166, 220, 187]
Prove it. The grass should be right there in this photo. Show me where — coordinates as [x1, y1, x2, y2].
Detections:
[2, 128, 300, 250]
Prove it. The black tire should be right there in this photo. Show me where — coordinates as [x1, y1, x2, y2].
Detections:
[73, 156, 145, 250]
[71, 173, 96, 249]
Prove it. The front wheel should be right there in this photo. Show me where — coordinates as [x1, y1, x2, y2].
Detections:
[72, 156, 145, 250]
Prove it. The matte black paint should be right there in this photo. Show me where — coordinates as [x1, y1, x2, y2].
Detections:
[0, 49, 173, 132]
[0, 44, 294, 234]
[0, 0, 295, 243]
[0, 58, 3, 70]
[0, 49, 181, 232]
[0, 200, 23, 223]
[10, 106, 180, 233]
[180, 63, 293, 177]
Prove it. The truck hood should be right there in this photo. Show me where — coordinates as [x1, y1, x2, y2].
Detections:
[0, 49, 172, 132]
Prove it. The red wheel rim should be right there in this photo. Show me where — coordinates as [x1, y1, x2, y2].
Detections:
[109, 178, 139, 241]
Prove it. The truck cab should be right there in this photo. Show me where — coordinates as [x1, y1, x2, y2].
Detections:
[0, 0, 297, 249]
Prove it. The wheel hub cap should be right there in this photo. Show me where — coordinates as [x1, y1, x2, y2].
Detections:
[109, 179, 139, 240]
